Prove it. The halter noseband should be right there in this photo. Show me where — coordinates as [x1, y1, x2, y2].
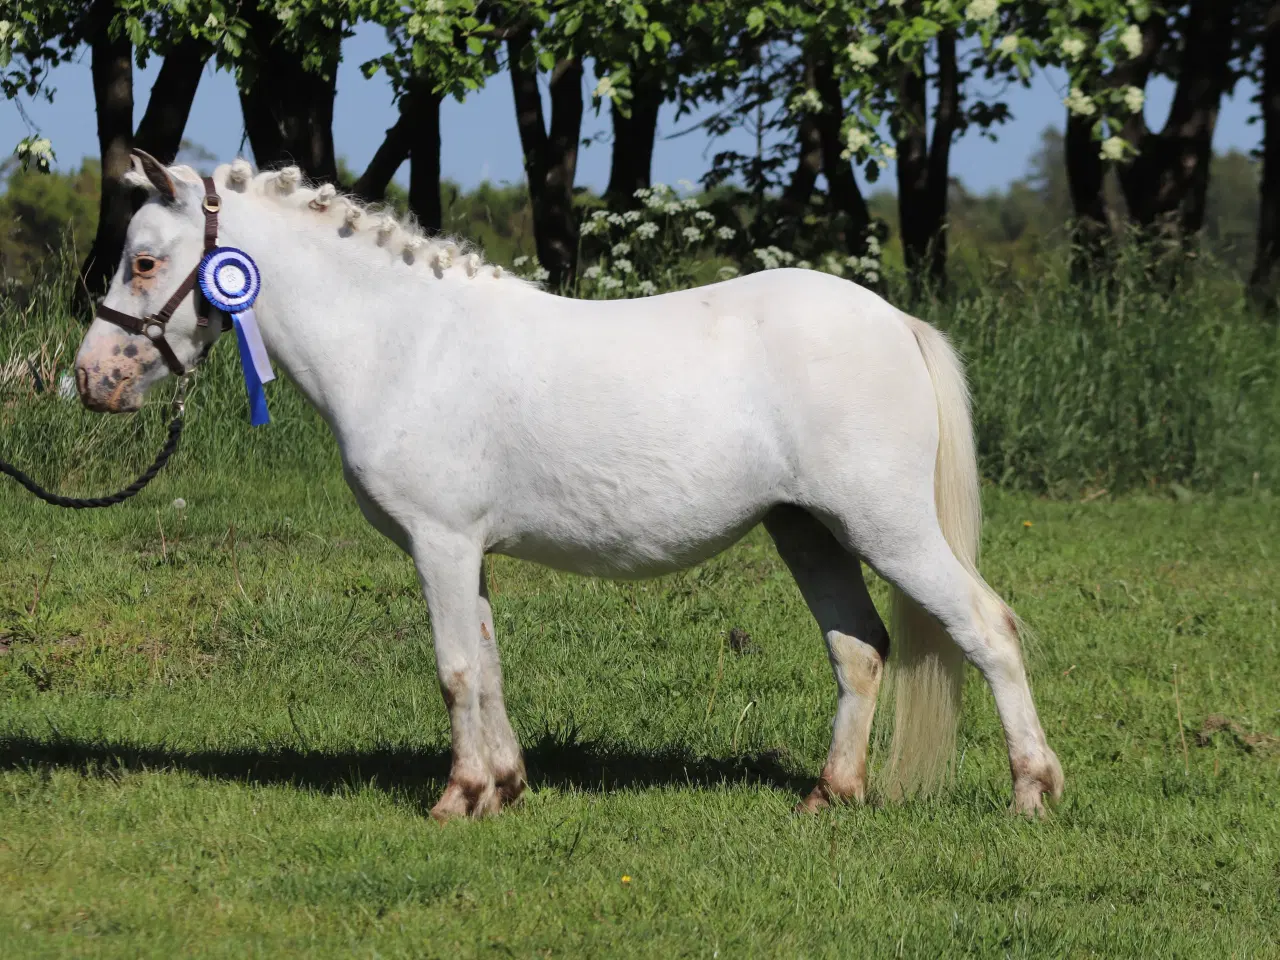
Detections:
[95, 176, 230, 376]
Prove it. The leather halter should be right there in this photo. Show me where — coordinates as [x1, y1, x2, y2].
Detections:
[95, 176, 230, 376]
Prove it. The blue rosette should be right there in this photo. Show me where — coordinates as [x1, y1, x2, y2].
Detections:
[198, 246, 261, 313]
[199, 246, 274, 425]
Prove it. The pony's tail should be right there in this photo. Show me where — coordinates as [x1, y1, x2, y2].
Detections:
[880, 315, 982, 800]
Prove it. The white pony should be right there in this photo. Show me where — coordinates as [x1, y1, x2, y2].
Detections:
[75, 152, 1063, 819]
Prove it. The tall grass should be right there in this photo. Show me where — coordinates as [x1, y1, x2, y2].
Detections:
[911, 246, 1280, 494]
[2, 244, 1277, 497]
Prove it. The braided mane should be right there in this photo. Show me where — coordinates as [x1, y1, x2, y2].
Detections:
[189, 159, 534, 286]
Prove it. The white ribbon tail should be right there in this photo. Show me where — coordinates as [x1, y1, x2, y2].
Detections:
[236, 308, 275, 384]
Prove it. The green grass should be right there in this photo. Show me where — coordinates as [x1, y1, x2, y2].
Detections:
[1, 464, 1277, 957]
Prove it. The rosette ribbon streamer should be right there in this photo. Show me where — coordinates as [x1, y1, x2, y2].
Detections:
[198, 247, 275, 425]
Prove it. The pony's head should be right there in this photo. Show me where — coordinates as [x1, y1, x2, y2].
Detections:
[75, 149, 226, 412]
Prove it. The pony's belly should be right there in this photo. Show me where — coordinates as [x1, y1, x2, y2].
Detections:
[489, 507, 770, 579]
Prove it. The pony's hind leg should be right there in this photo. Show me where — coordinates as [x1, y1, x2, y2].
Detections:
[765, 506, 888, 811]
[860, 524, 1063, 816]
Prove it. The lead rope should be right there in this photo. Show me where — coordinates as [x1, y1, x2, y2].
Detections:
[0, 379, 187, 509]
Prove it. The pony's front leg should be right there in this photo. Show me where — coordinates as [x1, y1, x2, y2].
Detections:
[413, 533, 504, 820]
[478, 559, 526, 804]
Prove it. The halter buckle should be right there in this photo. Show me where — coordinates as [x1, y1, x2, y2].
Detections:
[202, 195, 221, 214]
[145, 321, 165, 341]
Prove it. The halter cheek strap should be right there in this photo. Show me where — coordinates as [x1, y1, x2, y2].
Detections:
[95, 176, 229, 376]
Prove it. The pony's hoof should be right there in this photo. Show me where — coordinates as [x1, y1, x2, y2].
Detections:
[494, 767, 527, 807]
[430, 777, 501, 821]
[794, 776, 865, 814]
[794, 789, 831, 814]
[1009, 750, 1064, 819]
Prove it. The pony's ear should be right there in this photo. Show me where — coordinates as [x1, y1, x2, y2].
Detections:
[129, 149, 177, 200]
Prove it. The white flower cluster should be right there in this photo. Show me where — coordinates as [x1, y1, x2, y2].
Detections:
[965, 0, 999, 22]
[842, 127, 872, 160]
[581, 210, 616, 236]
[845, 233, 883, 285]
[1063, 87, 1096, 117]
[15, 136, 54, 173]
[789, 89, 824, 115]
[1100, 136, 1128, 161]
[1059, 35, 1086, 60]
[1122, 85, 1145, 114]
[846, 40, 879, 71]
[594, 76, 617, 102]
[752, 246, 796, 271]
[753, 232, 881, 284]
[997, 35, 1019, 56]
[568, 184, 741, 300]
[1119, 24, 1143, 59]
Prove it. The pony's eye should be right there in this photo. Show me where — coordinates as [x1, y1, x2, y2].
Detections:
[133, 255, 158, 276]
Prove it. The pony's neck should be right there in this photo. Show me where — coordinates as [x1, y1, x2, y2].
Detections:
[216, 191, 429, 436]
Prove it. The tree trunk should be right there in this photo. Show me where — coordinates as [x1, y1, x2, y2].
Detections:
[350, 80, 440, 231]
[605, 77, 662, 209]
[895, 29, 958, 290]
[352, 113, 411, 202]
[239, 7, 340, 182]
[134, 38, 209, 164]
[812, 56, 872, 258]
[1116, 0, 1237, 234]
[1251, 1, 1280, 311]
[80, 0, 134, 301]
[509, 33, 583, 287]
[1065, 110, 1111, 272]
[780, 111, 822, 220]
[408, 87, 444, 233]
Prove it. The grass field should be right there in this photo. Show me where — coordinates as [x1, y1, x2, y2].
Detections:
[1, 459, 1277, 957]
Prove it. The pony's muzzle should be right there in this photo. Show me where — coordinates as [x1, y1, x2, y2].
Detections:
[75, 331, 158, 413]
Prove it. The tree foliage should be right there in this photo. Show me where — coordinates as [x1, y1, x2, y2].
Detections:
[0, 1, 1270, 296]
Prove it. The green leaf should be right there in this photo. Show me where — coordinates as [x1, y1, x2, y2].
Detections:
[466, 36, 483, 54]
[125, 17, 146, 48]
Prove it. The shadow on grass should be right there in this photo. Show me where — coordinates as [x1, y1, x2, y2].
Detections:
[0, 729, 811, 809]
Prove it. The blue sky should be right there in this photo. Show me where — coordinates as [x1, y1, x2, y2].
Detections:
[4, 22, 1261, 196]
